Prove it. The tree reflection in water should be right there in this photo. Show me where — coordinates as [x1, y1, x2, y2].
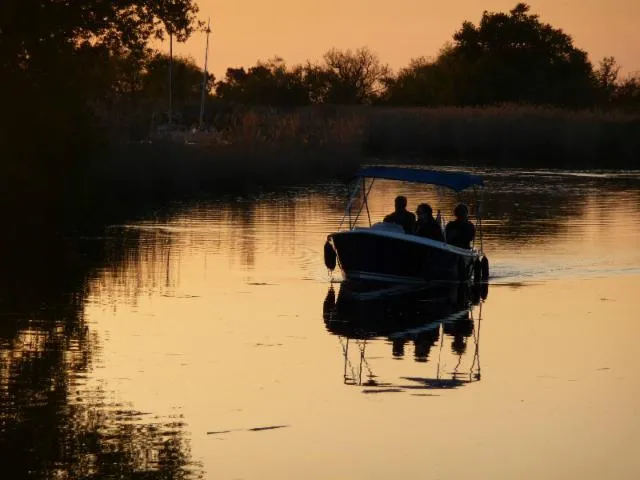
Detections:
[323, 281, 486, 392]
[0, 229, 201, 479]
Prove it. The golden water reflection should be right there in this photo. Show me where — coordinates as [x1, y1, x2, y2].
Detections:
[1, 169, 640, 479]
[80, 171, 640, 479]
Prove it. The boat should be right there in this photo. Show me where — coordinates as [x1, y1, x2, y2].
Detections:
[324, 166, 489, 284]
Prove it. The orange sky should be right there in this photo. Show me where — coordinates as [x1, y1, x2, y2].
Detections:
[167, 0, 640, 80]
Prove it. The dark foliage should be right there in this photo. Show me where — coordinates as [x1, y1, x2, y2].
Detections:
[212, 4, 639, 111]
[0, 0, 638, 210]
[215, 48, 389, 106]
[0, 0, 200, 184]
[215, 58, 310, 106]
[384, 3, 597, 107]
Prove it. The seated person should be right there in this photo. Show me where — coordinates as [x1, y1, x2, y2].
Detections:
[383, 195, 416, 234]
[415, 203, 444, 241]
[445, 203, 475, 249]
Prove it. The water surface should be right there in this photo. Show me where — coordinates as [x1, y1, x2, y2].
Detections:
[1, 168, 639, 479]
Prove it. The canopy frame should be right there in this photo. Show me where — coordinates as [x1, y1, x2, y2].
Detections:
[335, 167, 486, 256]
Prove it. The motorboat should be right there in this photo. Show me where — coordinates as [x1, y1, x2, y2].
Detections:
[324, 166, 489, 284]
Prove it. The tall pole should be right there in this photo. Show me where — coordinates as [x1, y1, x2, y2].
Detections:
[199, 18, 212, 130]
[168, 30, 173, 125]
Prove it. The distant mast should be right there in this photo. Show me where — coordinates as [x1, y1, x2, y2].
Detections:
[199, 18, 212, 130]
[168, 28, 173, 125]
[163, 0, 174, 126]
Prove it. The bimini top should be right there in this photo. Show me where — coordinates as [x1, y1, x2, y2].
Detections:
[356, 166, 484, 192]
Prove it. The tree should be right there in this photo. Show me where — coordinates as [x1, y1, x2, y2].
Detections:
[214, 48, 389, 106]
[382, 58, 435, 105]
[142, 53, 215, 105]
[454, 3, 595, 105]
[385, 3, 596, 107]
[310, 47, 390, 104]
[382, 47, 465, 106]
[612, 74, 640, 112]
[0, 0, 200, 168]
[215, 58, 310, 106]
[594, 56, 621, 104]
[0, 0, 199, 72]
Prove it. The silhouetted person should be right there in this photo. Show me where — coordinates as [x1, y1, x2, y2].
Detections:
[415, 203, 444, 242]
[445, 203, 475, 249]
[383, 195, 416, 234]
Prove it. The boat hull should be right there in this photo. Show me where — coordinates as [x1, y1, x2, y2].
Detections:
[330, 229, 478, 284]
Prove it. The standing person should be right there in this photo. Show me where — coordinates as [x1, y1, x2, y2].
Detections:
[415, 203, 444, 241]
[445, 203, 476, 249]
[383, 195, 416, 234]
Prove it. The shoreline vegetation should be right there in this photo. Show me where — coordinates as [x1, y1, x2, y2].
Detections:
[94, 103, 639, 201]
[91, 102, 640, 197]
[2, 1, 640, 233]
[133, 104, 640, 168]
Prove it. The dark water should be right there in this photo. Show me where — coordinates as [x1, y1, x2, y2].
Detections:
[1, 168, 639, 479]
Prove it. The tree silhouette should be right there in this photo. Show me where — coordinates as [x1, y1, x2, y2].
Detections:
[1, 0, 200, 174]
[612, 73, 640, 111]
[215, 58, 310, 106]
[142, 53, 215, 105]
[313, 47, 390, 104]
[593, 56, 621, 105]
[215, 48, 390, 106]
[385, 3, 597, 107]
[448, 3, 595, 105]
[383, 52, 461, 106]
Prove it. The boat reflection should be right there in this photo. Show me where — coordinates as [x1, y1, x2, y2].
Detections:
[322, 281, 487, 393]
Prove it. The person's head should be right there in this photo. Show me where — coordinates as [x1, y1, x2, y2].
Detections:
[416, 203, 433, 220]
[454, 203, 469, 220]
[394, 195, 408, 212]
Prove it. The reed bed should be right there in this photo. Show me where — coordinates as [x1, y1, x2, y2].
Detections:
[86, 104, 640, 212]
[3, 104, 638, 235]
[363, 106, 640, 168]
[132, 104, 640, 170]
[88, 107, 365, 211]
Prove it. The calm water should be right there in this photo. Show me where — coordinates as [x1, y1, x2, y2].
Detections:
[1, 167, 640, 479]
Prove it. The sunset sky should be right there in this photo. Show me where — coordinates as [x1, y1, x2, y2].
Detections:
[167, 0, 640, 80]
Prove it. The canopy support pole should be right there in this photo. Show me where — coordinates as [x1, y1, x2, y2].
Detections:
[352, 178, 375, 228]
[338, 180, 362, 230]
[362, 177, 372, 227]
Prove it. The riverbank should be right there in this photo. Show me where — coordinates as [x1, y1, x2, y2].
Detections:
[86, 104, 640, 212]
[141, 104, 640, 169]
[1, 104, 638, 237]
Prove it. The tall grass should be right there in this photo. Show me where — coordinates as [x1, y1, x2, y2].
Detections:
[80, 106, 365, 219]
[18, 103, 632, 228]
[118, 104, 639, 174]
[2, 103, 637, 245]
[363, 106, 640, 168]
[89, 104, 639, 210]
